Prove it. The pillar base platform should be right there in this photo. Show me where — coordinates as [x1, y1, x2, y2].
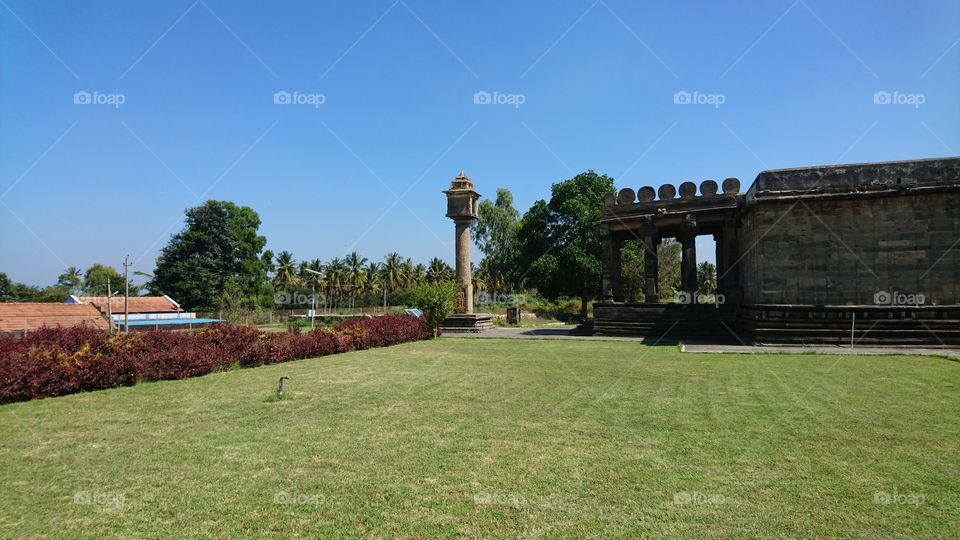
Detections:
[440, 313, 494, 333]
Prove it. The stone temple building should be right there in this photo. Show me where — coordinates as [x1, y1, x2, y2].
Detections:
[594, 157, 960, 346]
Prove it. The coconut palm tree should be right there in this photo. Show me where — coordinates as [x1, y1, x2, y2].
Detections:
[273, 251, 299, 291]
[57, 266, 83, 294]
[345, 251, 368, 308]
[302, 258, 325, 310]
[427, 257, 455, 284]
[412, 263, 427, 287]
[381, 253, 403, 296]
[325, 257, 346, 310]
[401, 258, 416, 289]
[364, 262, 382, 308]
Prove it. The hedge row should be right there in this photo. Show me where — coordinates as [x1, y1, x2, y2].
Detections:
[0, 315, 430, 404]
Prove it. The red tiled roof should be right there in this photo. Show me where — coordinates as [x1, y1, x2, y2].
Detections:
[0, 303, 110, 335]
[77, 296, 183, 315]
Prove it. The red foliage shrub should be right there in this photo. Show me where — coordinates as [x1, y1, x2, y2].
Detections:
[0, 314, 430, 404]
[334, 315, 431, 347]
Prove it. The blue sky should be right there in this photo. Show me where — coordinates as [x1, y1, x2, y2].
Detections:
[1, 0, 958, 286]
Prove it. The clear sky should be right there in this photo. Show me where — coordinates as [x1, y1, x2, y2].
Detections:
[1, 0, 958, 286]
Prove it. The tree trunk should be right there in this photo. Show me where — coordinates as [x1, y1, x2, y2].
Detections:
[580, 293, 589, 323]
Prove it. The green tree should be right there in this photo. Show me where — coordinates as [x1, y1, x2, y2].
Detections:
[83, 264, 123, 296]
[426, 258, 455, 284]
[273, 251, 299, 291]
[381, 253, 403, 296]
[697, 261, 717, 295]
[512, 171, 615, 321]
[411, 282, 457, 336]
[401, 258, 416, 289]
[472, 188, 519, 291]
[345, 252, 368, 307]
[325, 258, 346, 309]
[620, 239, 682, 301]
[364, 262, 382, 305]
[57, 267, 83, 294]
[412, 263, 427, 286]
[149, 200, 271, 311]
[0, 273, 12, 301]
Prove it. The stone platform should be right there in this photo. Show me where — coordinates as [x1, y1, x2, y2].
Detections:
[593, 302, 743, 344]
[439, 313, 494, 333]
[739, 304, 960, 346]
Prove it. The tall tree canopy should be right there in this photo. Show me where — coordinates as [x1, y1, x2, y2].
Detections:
[149, 200, 272, 310]
[83, 264, 123, 296]
[472, 188, 519, 292]
[57, 267, 83, 294]
[511, 171, 615, 320]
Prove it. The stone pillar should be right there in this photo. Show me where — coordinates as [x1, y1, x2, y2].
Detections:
[455, 219, 473, 314]
[718, 219, 739, 300]
[680, 231, 698, 296]
[600, 226, 623, 303]
[643, 235, 660, 302]
[714, 232, 724, 291]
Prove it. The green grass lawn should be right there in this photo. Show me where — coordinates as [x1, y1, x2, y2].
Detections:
[1, 339, 958, 538]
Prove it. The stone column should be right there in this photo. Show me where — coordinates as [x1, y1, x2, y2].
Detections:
[643, 235, 660, 302]
[443, 171, 482, 318]
[714, 232, 724, 292]
[680, 231, 698, 296]
[600, 226, 623, 303]
[718, 219, 739, 300]
[455, 219, 473, 314]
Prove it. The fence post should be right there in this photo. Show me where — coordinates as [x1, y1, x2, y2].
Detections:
[850, 312, 855, 348]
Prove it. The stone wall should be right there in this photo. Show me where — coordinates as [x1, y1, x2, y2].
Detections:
[739, 192, 960, 305]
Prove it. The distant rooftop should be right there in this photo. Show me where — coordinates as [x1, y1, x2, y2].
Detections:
[0, 303, 109, 335]
[68, 295, 183, 314]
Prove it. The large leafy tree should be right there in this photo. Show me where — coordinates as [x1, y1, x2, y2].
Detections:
[512, 170, 615, 321]
[149, 200, 272, 311]
[83, 264, 123, 296]
[472, 188, 519, 292]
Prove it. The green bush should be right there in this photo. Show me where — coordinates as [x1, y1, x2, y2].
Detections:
[410, 283, 458, 335]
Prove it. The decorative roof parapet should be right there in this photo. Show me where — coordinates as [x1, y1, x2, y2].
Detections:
[603, 178, 743, 220]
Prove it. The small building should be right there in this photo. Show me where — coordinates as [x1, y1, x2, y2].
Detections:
[0, 303, 110, 337]
[65, 295, 221, 332]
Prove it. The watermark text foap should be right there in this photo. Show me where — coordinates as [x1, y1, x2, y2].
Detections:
[74, 91, 125, 108]
[473, 491, 578, 513]
[473, 90, 525, 109]
[274, 90, 326, 108]
[874, 491, 924, 507]
[73, 491, 125, 509]
[673, 491, 724, 505]
[674, 291, 726, 307]
[273, 491, 325, 506]
[673, 90, 725, 108]
[474, 291, 526, 307]
[873, 91, 925, 108]
[874, 290, 925, 306]
[275, 291, 325, 306]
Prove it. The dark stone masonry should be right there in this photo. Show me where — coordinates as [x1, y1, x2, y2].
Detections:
[595, 157, 960, 346]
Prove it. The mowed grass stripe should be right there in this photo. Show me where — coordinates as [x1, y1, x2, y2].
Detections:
[1, 339, 957, 538]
